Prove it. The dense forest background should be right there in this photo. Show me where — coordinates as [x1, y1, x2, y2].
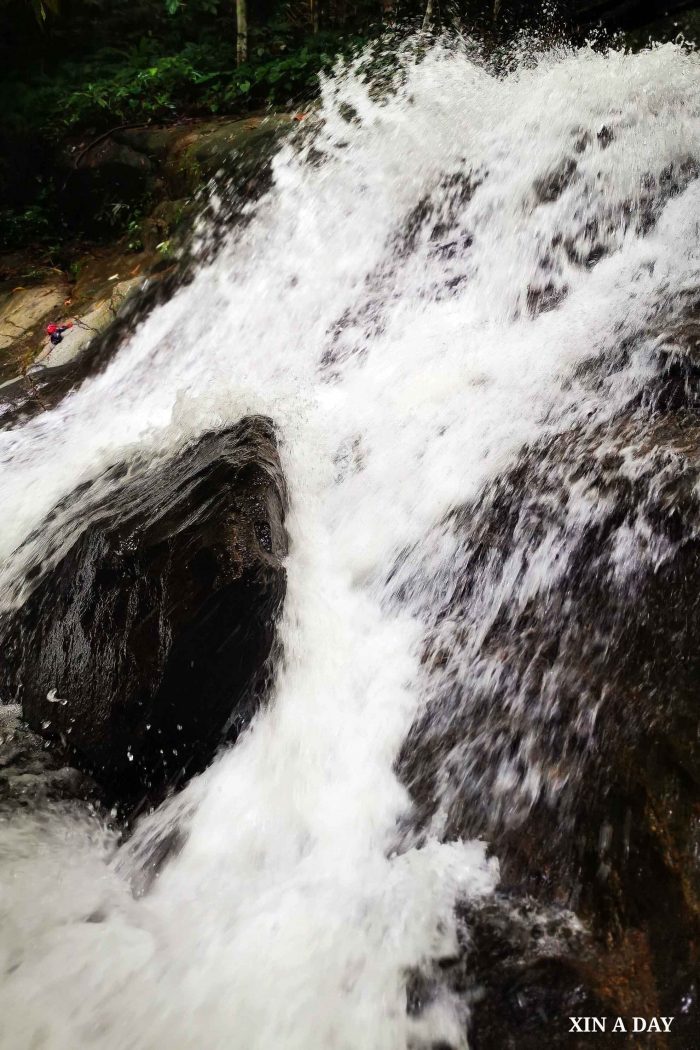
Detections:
[1, 0, 698, 253]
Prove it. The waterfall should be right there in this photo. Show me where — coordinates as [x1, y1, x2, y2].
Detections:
[0, 39, 699, 1050]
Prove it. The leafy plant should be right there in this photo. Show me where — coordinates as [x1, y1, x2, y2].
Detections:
[28, 0, 59, 24]
[0, 203, 54, 250]
[127, 218, 144, 252]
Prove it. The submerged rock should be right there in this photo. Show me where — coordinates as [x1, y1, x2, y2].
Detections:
[0, 416, 287, 811]
[0, 705, 98, 809]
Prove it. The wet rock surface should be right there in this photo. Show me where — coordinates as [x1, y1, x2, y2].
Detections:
[398, 301, 700, 1046]
[0, 266, 186, 430]
[0, 705, 98, 810]
[0, 416, 287, 812]
[449, 897, 673, 1050]
[0, 284, 66, 376]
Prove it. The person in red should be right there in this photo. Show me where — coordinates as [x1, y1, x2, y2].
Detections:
[46, 320, 74, 346]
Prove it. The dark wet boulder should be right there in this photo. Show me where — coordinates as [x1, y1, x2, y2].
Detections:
[0, 416, 287, 811]
[397, 300, 700, 1046]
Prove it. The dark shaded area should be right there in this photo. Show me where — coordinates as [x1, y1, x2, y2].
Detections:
[0, 416, 287, 813]
[573, 0, 697, 31]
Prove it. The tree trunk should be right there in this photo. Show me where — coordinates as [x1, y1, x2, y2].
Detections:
[310, 0, 320, 34]
[236, 0, 248, 66]
[422, 0, 433, 30]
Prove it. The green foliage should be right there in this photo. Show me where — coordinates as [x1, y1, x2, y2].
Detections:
[61, 48, 218, 128]
[0, 0, 374, 252]
[0, 168, 64, 251]
[3, 31, 363, 139]
[164, 0, 221, 14]
[127, 217, 144, 252]
[0, 189, 148, 252]
[0, 203, 54, 248]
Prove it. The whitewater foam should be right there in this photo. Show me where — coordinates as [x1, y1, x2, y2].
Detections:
[0, 38, 699, 1050]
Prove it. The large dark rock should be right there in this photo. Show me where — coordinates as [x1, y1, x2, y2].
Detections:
[0, 416, 287, 811]
[397, 302, 700, 1046]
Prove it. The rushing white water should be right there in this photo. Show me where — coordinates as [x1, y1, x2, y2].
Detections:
[1, 38, 699, 1050]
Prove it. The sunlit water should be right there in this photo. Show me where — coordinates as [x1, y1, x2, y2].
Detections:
[0, 39, 699, 1050]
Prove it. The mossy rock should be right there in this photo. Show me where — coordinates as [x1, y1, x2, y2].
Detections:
[161, 114, 294, 196]
[140, 198, 196, 254]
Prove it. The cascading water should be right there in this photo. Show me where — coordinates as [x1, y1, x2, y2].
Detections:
[0, 38, 699, 1050]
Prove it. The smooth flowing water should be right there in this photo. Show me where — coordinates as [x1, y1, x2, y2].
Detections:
[0, 39, 699, 1050]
